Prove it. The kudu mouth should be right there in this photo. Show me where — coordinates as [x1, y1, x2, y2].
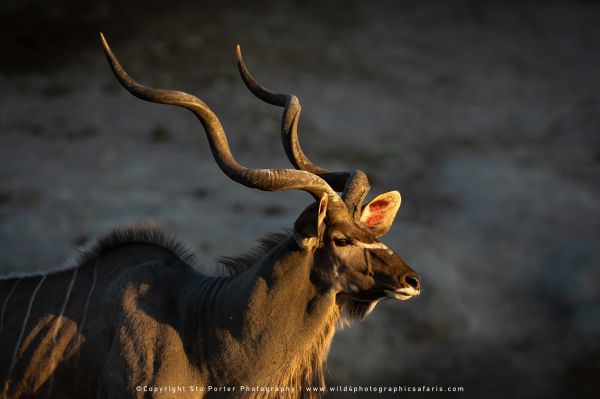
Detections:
[384, 286, 421, 301]
[343, 280, 421, 302]
[380, 272, 421, 301]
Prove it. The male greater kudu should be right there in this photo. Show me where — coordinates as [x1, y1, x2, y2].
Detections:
[0, 34, 420, 399]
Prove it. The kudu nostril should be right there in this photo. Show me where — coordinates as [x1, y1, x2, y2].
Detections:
[404, 274, 420, 290]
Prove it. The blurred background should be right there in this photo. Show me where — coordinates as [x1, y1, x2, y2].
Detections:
[1, 1, 599, 397]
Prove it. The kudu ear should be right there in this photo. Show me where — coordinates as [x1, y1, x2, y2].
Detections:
[316, 192, 328, 234]
[294, 193, 328, 250]
[359, 191, 401, 237]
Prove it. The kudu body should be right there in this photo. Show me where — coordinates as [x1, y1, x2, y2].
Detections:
[0, 34, 420, 399]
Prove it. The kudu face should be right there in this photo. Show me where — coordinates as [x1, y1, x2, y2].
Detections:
[294, 191, 420, 306]
[100, 33, 421, 316]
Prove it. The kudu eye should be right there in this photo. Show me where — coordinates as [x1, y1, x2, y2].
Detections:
[333, 237, 353, 247]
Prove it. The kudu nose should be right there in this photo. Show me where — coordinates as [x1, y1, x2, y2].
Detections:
[402, 273, 421, 291]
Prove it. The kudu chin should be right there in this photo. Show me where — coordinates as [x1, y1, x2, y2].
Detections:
[0, 33, 420, 399]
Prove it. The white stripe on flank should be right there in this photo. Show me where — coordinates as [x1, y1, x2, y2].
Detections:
[79, 263, 97, 333]
[0, 279, 21, 333]
[51, 269, 78, 343]
[78, 259, 157, 332]
[8, 275, 46, 377]
[46, 268, 78, 398]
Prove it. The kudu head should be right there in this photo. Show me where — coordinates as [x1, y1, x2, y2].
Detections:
[100, 34, 420, 321]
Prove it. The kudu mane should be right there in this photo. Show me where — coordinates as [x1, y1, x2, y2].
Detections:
[76, 227, 197, 269]
[75, 226, 290, 278]
[216, 232, 291, 275]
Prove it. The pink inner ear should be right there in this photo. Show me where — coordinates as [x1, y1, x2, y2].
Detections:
[368, 199, 389, 211]
[366, 213, 384, 226]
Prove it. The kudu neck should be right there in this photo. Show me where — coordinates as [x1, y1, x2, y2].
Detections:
[185, 236, 339, 388]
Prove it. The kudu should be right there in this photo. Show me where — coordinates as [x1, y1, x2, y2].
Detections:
[0, 34, 421, 399]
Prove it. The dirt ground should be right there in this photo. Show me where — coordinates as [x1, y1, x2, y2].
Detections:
[1, 1, 599, 398]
